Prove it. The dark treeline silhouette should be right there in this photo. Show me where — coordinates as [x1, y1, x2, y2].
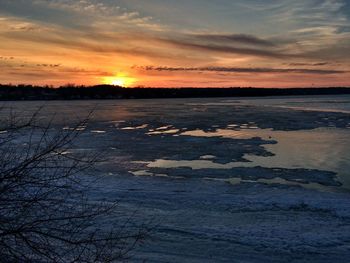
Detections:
[1, 84, 350, 100]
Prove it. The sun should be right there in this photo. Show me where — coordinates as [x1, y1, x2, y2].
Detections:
[102, 74, 136, 87]
[111, 78, 125, 86]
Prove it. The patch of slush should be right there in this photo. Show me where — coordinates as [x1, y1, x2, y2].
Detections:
[129, 170, 168, 178]
[147, 129, 180, 135]
[121, 124, 148, 130]
[76, 125, 87, 131]
[91, 130, 106, 134]
[156, 125, 173, 130]
[63, 126, 75, 130]
[57, 150, 72, 155]
[200, 155, 216, 160]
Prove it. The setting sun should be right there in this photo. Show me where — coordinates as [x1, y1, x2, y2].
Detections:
[102, 74, 136, 87]
[111, 79, 125, 86]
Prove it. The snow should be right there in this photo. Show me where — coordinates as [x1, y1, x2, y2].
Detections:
[3, 95, 350, 262]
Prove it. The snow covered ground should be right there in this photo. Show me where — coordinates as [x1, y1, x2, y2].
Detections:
[2, 95, 350, 262]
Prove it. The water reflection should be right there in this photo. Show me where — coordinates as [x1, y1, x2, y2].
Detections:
[147, 127, 350, 188]
[231, 128, 350, 188]
[147, 159, 237, 169]
[181, 128, 273, 140]
[121, 124, 148, 130]
[200, 155, 216, 160]
[129, 170, 168, 177]
[91, 130, 106, 134]
[147, 129, 180, 135]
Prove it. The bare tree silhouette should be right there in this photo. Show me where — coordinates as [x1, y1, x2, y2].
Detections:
[0, 109, 147, 262]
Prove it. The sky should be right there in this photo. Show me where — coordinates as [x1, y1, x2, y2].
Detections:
[0, 0, 350, 88]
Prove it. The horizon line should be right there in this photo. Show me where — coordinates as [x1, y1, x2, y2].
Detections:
[1, 84, 350, 89]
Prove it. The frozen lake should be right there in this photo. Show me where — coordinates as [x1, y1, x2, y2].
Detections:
[2, 95, 350, 262]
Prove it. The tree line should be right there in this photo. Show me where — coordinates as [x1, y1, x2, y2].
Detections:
[1, 84, 350, 100]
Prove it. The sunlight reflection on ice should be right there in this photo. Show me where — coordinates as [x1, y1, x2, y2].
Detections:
[181, 128, 273, 140]
[91, 130, 106, 134]
[147, 129, 180, 135]
[129, 170, 173, 178]
[121, 124, 148, 130]
[147, 127, 350, 188]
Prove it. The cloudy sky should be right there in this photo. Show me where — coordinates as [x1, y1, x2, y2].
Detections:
[0, 0, 350, 87]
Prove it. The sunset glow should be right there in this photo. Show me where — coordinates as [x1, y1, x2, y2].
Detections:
[102, 74, 136, 87]
[0, 0, 350, 87]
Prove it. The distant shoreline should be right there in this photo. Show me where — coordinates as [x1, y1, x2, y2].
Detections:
[1, 85, 350, 101]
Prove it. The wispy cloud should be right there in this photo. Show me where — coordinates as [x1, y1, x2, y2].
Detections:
[136, 66, 346, 75]
[153, 37, 293, 59]
[0, 0, 349, 87]
[32, 0, 166, 31]
[287, 62, 330, 66]
[191, 33, 276, 47]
